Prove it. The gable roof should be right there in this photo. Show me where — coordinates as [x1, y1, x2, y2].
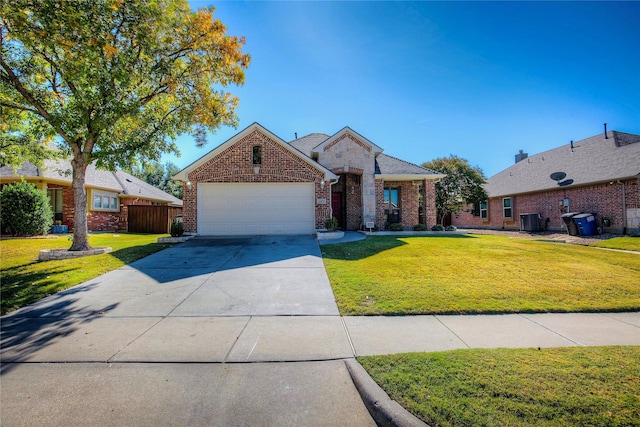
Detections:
[312, 126, 383, 155]
[486, 130, 640, 197]
[0, 158, 183, 206]
[375, 153, 445, 181]
[173, 122, 338, 182]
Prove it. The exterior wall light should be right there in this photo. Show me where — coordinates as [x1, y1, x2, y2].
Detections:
[186, 181, 192, 190]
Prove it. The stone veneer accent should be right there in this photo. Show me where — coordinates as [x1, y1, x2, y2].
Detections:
[183, 129, 329, 233]
[38, 247, 112, 261]
[317, 134, 376, 228]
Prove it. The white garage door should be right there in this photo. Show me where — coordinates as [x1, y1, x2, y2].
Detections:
[198, 183, 316, 236]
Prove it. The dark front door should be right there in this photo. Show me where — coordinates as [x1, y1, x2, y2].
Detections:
[331, 192, 344, 229]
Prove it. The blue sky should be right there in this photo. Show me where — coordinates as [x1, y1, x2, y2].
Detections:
[167, 1, 640, 177]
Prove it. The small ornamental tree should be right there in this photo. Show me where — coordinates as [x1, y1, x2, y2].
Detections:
[0, 180, 53, 236]
[423, 155, 489, 225]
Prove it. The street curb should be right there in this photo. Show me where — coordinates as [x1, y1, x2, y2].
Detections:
[345, 359, 429, 427]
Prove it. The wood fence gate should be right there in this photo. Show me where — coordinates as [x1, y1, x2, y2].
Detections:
[128, 205, 182, 234]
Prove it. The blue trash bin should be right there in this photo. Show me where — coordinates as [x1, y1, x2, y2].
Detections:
[572, 213, 596, 236]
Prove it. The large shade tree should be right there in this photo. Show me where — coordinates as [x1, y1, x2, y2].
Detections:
[423, 155, 489, 225]
[1, 0, 250, 250]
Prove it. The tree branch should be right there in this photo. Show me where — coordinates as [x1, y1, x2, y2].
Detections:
[0, 101, 39, 114]
[0, 56, 73, 144]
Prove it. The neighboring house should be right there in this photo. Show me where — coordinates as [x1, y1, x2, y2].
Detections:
[0, 158, 183, 233]
[451, 129, 640, 235]
[173, 122, 444, 236]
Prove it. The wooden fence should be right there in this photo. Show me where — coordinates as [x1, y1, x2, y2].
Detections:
[128, 205, 182, 234]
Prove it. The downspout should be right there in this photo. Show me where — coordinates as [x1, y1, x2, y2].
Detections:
[329, 176, 340, 219]
[621, 180, 627, 234]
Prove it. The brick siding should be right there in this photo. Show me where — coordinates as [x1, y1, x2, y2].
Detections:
[451, 178, 640, 234]
[183, 129, 328, 233]
[344, 174, 363, 230]
[375, 180, 385, 229]
[180, 127, 440, 234]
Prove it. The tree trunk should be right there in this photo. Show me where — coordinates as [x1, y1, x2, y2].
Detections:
[69, 152, 93, 251]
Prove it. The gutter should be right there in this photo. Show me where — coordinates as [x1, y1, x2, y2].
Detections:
[375, 173, 445, 182]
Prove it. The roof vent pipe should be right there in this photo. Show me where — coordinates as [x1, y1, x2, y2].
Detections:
[604, 123, 608, 139]
[295, 132, 298, 139]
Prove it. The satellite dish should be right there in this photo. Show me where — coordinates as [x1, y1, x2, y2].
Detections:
[550, 172, 567, 182]
[558, 179, 574, 187]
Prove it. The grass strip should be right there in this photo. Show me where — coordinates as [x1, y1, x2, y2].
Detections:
[360, 346, 640, 427]
[591, 236, 640, 252]
[1, 233, 172, 314]
[321, 235, 640, 315]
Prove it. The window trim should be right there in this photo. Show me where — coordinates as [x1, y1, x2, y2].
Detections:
[92, 189, 120, 212]
[383, 186, 401, 224]
[502, 197, 512, 219]
[480, 201, 488, 219]
[252, 145, 262, 165]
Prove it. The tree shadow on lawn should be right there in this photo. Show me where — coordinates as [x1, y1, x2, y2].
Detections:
[1, 242, 170, 315]
[321, 234, 476, 261]
[1, 265, 82, 315]
[106, 241, 174, 264]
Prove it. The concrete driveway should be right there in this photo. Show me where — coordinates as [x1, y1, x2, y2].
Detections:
[1, 236, 375, 426]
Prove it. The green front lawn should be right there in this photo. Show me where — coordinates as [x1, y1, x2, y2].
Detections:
[1, 233, 172, 314]
[321, 235, 640, 315]
[591, 236, 640, 252]
[360, 346, 640, 427]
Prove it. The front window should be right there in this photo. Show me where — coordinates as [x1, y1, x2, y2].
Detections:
[384, 186, 400, 224]
[480, 201, 488, 219]
[47, 188, 63, 222]
[503, 197, 512, 219]
[92, 190, 119, 212]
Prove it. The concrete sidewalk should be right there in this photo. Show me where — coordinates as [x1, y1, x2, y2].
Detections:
[344, 312, 640, 356]
[2, 312, 638, 365]
[1, 235, 638, 426]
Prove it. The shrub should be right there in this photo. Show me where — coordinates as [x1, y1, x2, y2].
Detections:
[324, 217, 338, 232]
[389, 223, 404, 231]
[431, 224, 445, 231]
[413, 224, 429, 231]
[445, 225, 457, 231]
[0, 180, 53, 236]
[170, 218, 184, 237]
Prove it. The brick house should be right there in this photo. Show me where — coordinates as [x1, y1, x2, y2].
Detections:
[173, 122, 444, 236]
[0, 158, 182, 233]
[451, 129, 640, 235]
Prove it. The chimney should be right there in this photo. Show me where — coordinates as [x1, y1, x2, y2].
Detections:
[515, 149, 528, 164]
[604, 123, 608, 139]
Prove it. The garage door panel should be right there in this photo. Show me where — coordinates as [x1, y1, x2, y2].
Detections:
[198, 183, 315, 236]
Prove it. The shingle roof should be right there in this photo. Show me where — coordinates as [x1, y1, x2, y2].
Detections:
[486, 131, 640, 197]
[288, 132, 443, 179]
[288, 133, 330, 157]
[1, 158, 182, 206]
[375, 153, 442, 176]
